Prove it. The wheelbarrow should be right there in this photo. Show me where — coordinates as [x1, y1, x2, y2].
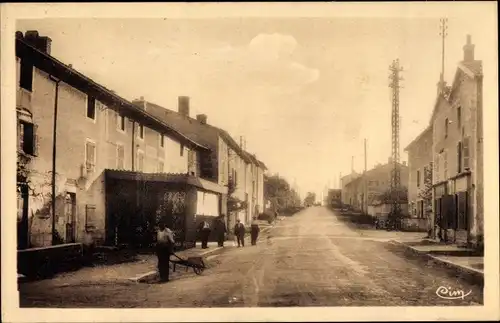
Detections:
[170, 252, 206, 275]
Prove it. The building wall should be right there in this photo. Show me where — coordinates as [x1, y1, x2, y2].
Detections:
[431, 68, 482, 245]
[17, 63, 201, 247]
[406, 128, 433, 218]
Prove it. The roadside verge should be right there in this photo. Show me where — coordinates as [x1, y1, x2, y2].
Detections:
[389, 240, 484, 287]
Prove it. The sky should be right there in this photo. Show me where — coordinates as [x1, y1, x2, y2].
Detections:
[17, 11, 497, 200]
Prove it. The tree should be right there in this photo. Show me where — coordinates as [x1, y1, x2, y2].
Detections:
[380, 186, 408, 204]
[417, 163, 433, 236]
[304, 192, 316, 206]
[264, 174, 301, 213]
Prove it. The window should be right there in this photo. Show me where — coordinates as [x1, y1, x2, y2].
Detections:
[457, 106, 462, 129]
[18, 121, 37, 156]
[85, 204, 96, 231]
[457, 141, 462, 173]
[187, 150, 196, 175]
[19, 59, 33, 91]
[117, 112, 126, 132]
[158, 160, 164, 173]
[416, 170, 421, 188]
[444, 118, 449, 138]
[443, 150, 448, 179]
[87, 97, 96, 120]
[159, 134, 165, 148]
[116, 144, 125, 170]
[137, 124, 144, 140]
[463, 137, 470, 170]
[136, 150, 144, 172]
[85, 140, 96, 173]
[180, 144, 184, 156]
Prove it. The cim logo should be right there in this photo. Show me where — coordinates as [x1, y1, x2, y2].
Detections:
[435, 286, 472, 300]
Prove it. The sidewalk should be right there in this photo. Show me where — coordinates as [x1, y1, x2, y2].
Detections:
[20, 224, 276, 287]
[390, 238, 484, 286]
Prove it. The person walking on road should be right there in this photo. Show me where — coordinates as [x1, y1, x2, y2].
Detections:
[156, 222, 175, 283]
[250, 217, 260, 246]
[198, 220, 211, 249]
[213, 215, 227, 247]
[234, 219, 246, 247]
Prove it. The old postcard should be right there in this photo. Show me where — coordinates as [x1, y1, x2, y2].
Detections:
[1, 2, 498, 322]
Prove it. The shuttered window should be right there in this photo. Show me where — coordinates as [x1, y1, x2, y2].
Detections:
[85, 204, 96, 231]
[116, 145, 125, 170]
[463, 136, 470, 170]
[457, 141, 462, 173]
[85, 140, 96, 173]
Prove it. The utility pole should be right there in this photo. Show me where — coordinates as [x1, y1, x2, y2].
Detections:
[364, 138, 367, 213]
[438, 18, 448, 94]
[49, 75, 61, 246]
[388, 59, 404, 230]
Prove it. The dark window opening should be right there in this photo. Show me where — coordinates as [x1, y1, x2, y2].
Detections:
[87, 97, 96, 120]
[20, 59, 33, 92]
[138, 124, 144, 139]
[457, 106, 462, 129]
[180, 144, 184, 156]
[118, 114, 125, 131]
[19, 121, 36, 156]
[444, 118, 449, 138]
[160, 134, 165, 147]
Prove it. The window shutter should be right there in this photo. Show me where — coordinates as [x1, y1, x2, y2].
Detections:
[32, 123, 39, 156]
[463, 137, 470, 170]
[85, 204, 96, 231]
[457, 141, 462, 173]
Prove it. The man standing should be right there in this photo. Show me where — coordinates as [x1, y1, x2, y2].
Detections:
[233, 219, 246, 247]
[250, 217, 260, 246]
[156, 222, 174, 282]
[213, 215, 227, 247]
[198, 220, 211, 249]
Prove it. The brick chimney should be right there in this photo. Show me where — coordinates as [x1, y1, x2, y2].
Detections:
[463, 34, 475, 62]
[196, 114, 207, 124]
[24, 30, 52, 55]
[178, 96, 190, 117]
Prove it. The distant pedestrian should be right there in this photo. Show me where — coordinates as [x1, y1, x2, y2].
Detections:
[213, 215, 227, 247]
[156, 222, 174, 282]
[234, 219, 246, 247]
[250, 217, 260, 246]
[198, 220, 211, 249]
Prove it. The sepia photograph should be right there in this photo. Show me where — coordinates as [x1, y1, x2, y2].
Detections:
[1, 2, 498, 322]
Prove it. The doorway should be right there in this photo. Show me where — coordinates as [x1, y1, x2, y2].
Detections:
[64, 193, 76, 243]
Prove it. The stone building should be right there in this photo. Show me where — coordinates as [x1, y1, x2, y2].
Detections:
[430, 35, 483, 248]
[131, 97, 268, 233]
[404, 125, 434, 231]
[15, 31, 225, 249]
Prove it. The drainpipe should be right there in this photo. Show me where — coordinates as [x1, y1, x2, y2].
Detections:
[131, 120, 135, 171]
[49, 75, 61, 246]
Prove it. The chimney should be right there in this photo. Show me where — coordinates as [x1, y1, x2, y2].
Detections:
[24, 30, 52, 55]
[178, 96, 190, 117]
[196, 114, 207, 124]
[463, 35, 475, 62]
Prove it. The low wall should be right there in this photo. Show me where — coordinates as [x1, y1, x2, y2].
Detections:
[18, 243, 83, 278]
[401, 217, 428, 232]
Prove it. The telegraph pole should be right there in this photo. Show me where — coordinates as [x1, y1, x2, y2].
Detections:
[438, 18, 448, 93]
[388, 59, 404, 230]
[364, 138, 367, 213]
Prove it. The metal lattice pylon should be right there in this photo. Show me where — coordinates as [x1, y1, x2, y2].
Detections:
[388, 59, 404, 229]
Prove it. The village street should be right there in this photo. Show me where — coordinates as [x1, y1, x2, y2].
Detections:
[19, 207, 483, 307]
